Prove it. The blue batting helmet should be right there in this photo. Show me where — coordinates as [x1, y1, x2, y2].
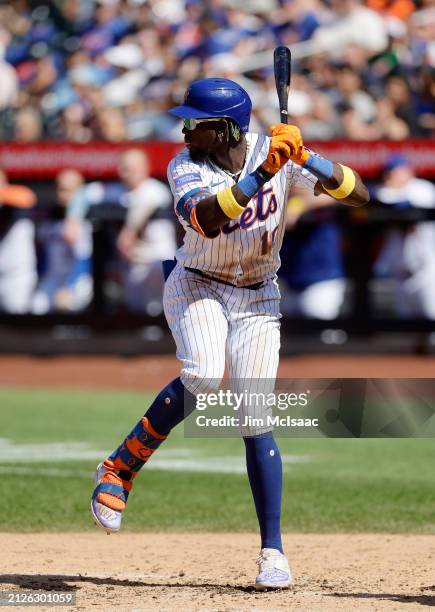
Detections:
[169, 78, 252, 133]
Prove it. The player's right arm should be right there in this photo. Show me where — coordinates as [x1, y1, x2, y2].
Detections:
[168, 135, 292, 237]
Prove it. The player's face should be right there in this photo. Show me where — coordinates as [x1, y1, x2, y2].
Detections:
[182, 119, 226, 161]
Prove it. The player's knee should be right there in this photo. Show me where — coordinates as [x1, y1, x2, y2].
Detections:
[180, 369, 223, 396]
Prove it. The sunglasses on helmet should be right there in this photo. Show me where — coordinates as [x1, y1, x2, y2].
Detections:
[182, 118, 222, 130]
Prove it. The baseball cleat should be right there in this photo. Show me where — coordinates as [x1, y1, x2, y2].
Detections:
[254, 548, 292, 590]
[91, 461, 125, 534]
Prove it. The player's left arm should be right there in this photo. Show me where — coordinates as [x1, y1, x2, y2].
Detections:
[312, 163, 369, 207]
[275, 124, 370, 207]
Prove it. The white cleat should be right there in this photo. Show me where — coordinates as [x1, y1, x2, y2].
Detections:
[90, 462, 123, 534]
[254, 548, 292, 590]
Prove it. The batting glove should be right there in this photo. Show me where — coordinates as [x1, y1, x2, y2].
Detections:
[262, 124, 309, 175]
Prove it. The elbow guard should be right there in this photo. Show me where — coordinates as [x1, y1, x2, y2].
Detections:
[176, 188, 211, 236]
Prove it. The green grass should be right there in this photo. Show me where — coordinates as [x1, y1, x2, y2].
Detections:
[0, 387, 434, 533]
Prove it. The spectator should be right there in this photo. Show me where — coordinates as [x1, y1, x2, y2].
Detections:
[374, 154, 435, 319]
[80, 0, 131, 57]
[0, 170, 37, 313]
[371, 97, 410, 140]
[93, 106, 127, 141]
[116, 149, 176, 314]
[0, 28, 18, 110]
[14, 106, 43, 142]
[31, 169, 93, 314]
[385, 76, 421, 135]
[312, 0, 388, 56]
[103, 41, 147, 108]
[67, 148, 176, 314]
[335, 63, 376, 125]
[59, 104, 89, 142]
[279, 189, 346, 319]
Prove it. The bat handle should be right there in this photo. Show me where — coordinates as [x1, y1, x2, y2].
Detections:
[280, 109, 289, 125]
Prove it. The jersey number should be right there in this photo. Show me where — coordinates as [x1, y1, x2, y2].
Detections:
[261, 227, 278, 256]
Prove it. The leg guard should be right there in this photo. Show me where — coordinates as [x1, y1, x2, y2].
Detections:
[95, 417, 167, 511]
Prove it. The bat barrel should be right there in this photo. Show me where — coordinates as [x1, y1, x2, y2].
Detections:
[274, 46, 291, 124]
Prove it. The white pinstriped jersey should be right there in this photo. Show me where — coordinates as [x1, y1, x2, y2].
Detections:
[167, 132, 317, 286]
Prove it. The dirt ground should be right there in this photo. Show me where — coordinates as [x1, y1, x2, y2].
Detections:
[0, 533, 434, 611]
[1, 354, 434, 610]
[1, 354, 435, 390]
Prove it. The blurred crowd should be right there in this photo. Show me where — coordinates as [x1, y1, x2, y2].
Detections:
[0, 148, 176, 315]
[0, 148, 434, 319]
[0, 0, 434, 321]
[279, 154, 435, 320]
[0, 0, 434, 143]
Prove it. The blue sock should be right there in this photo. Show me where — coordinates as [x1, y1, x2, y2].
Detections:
[145, 377, 196, 435]
[243, 432, 283, 553]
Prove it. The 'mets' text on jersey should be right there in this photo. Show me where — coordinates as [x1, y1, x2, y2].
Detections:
[167, 132, 317, 286]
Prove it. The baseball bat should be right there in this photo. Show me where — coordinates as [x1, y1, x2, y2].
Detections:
[273, 46, 291, 124]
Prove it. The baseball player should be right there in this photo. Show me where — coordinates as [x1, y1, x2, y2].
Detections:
[91, 78, 369, 589]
